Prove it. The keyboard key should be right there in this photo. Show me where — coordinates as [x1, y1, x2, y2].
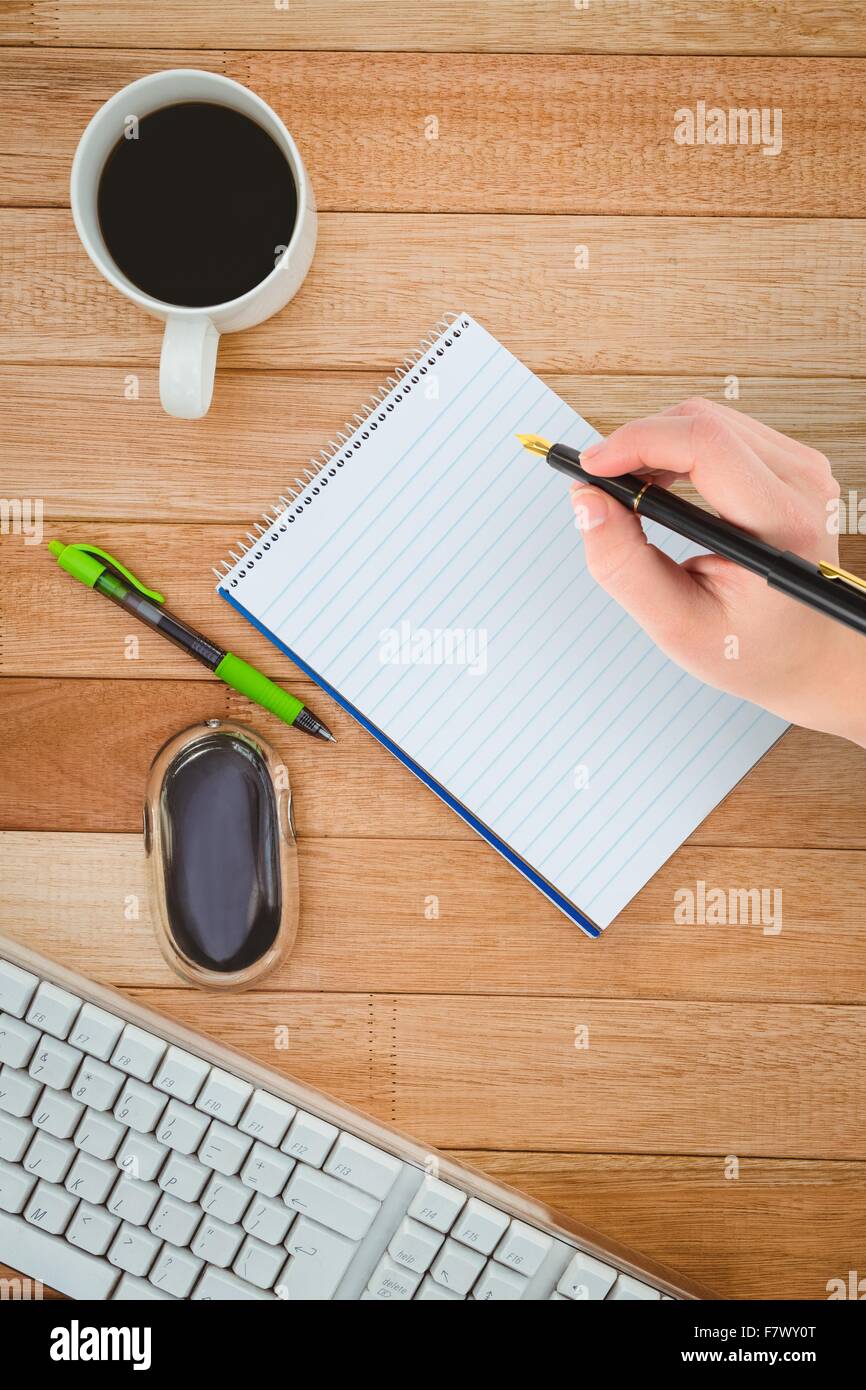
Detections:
[191, 1213, 244, 1268]
[149, 1245, 202, 1297]
[107, 1173, 160, 1227]
[281, 1110, 338, 1167]
[240, 1140, 295, 1198]
[111, 1025, 165, 1082]
[192, 1264, 276, 1300]
[195, 1068, 251, 1125]
[408, 1175, 466, 1233]
[388, 1216, 444, 1273]
[283, 1164, 379, 1240]
[0, 1064, 41, 1118]
[74, 1107, 124, 1160]
[113, 1079, 166, 1134]
[70, 1057, 125, 1112]
[367, 1254, 421, 1300]
[32, 1087, 83, 1139]
[0, 1155, 36, 1212]
[238, 1089, 295, 1147]
[158, 1151, 208, 1204]
[157, 1098, 209, 1154]
[23, 1131, 75, 1185]
[29, 1036, 82, 1091]
[494, 1219, 552, 1278]
[68, 1003, 124, 1061]
[24, 1178, 77, 1234]
[65, 1201, 119, 1256]
[116, 1130, 167, 1183]
[198, 1120, 251, 1177]
[107, 1221, 161, 1277]
[557, 1249, 617, 1300]
[26, 982, 81, 1040]
[430, 1238, 486, 1295]
[65, 1151, 116, 1205]
[607, 1272, 662, 1300]
[233, 1234, 286, 1290]
[113, 1272, 173, 1300]
[473, 1262, 527, 1300]
[0, 961, 38, 1018]
[201, 1172, 251, 1225]
[0, 1013, 40, 1068]
[324, 1133, 402, 1199]
[0, 1209, 119, 1298]
[242, 1194, 293, 1247]
[153, 1046, 210, 1103]
[452, 1197, 510, 1255]
[0, 1112, 33, 1162]
[149, 1193, 200, 1247]
[415, 1274, 462, 1300]
[276, 1216, 356, 1299]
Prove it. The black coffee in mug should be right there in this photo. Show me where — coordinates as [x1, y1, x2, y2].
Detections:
[97, 101, 298, 307]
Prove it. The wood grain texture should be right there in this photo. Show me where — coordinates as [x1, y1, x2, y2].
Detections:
[56, 983, 862, 1159]
[5, 49, 866, 216]
[4, 680, 866, 852]
[4, 833, 866, 1005]
[2, 211, 864, 374]
[3, 1, 864, 57]
[2, 9, 865, 1303]
[456, 1151, 866, 1300]
[4, 368, 866, 521]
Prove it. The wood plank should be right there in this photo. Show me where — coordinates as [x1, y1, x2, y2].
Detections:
[4, 1, 864, 57]
[4, 833, 866, 1004]
[93, 986, 866, 1159]
[4, 368, 866, 521]
[4, 49, 865, 216]
[0, 49, 225, 206]
[456, 1151, 866, 1300]
[6, 520, 866, 681]
[2, 211, 864, 374]
[383, 993, 866, 1157]
[4, 680, 866, 851]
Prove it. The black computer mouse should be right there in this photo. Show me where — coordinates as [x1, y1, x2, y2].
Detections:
[144, 720, 299, 989]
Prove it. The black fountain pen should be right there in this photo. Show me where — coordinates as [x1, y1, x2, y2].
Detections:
[517, 434, 866, 638]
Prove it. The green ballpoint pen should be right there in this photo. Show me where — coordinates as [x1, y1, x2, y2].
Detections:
[48, 540, 336, 743]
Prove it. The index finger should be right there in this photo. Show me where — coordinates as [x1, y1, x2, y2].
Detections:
[581, 412, 790, 538]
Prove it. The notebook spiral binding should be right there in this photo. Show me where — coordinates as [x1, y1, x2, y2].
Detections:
[213, 312, 471, 587]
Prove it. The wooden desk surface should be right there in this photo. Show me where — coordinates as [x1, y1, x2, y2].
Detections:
[2, 2, 866, 1300]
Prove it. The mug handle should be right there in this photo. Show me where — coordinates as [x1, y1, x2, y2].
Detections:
[159, 315, 220, 419]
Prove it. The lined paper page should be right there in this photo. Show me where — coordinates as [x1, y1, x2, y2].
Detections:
[220, 314, 785, 930]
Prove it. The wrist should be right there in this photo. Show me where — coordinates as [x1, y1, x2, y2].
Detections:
[814, 625, 866, 748]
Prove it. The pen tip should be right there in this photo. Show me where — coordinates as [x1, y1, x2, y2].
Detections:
[516, 434, 552, 456]
[321, 728, 337, 743]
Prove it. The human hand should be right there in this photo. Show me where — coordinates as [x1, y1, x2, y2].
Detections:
[572, 398, 866, 746]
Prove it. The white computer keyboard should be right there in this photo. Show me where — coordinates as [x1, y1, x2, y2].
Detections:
[0, 939, 704, 1300]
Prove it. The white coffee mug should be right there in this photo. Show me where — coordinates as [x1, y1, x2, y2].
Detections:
[71, 69, 316, 419]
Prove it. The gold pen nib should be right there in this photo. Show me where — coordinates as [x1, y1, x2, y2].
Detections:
[516, 433, 551, 457]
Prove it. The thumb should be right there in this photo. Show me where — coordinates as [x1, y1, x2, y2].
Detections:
[571, 484, 721, 655]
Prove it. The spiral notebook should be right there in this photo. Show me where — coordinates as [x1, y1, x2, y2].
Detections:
[214, 313, 785, 935]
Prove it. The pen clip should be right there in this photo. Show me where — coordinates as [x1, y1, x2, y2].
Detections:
[818, 560, 866, 596]
[69, 545, 165, 603]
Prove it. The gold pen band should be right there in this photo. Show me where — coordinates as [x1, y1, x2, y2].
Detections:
[632, 481, 652, 514]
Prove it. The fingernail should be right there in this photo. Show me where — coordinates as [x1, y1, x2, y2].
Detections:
[571, 487, 608, 532]
[581, 441, 603, 462]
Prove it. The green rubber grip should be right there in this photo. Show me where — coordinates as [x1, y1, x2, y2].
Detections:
[216, 652, 304, 727]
